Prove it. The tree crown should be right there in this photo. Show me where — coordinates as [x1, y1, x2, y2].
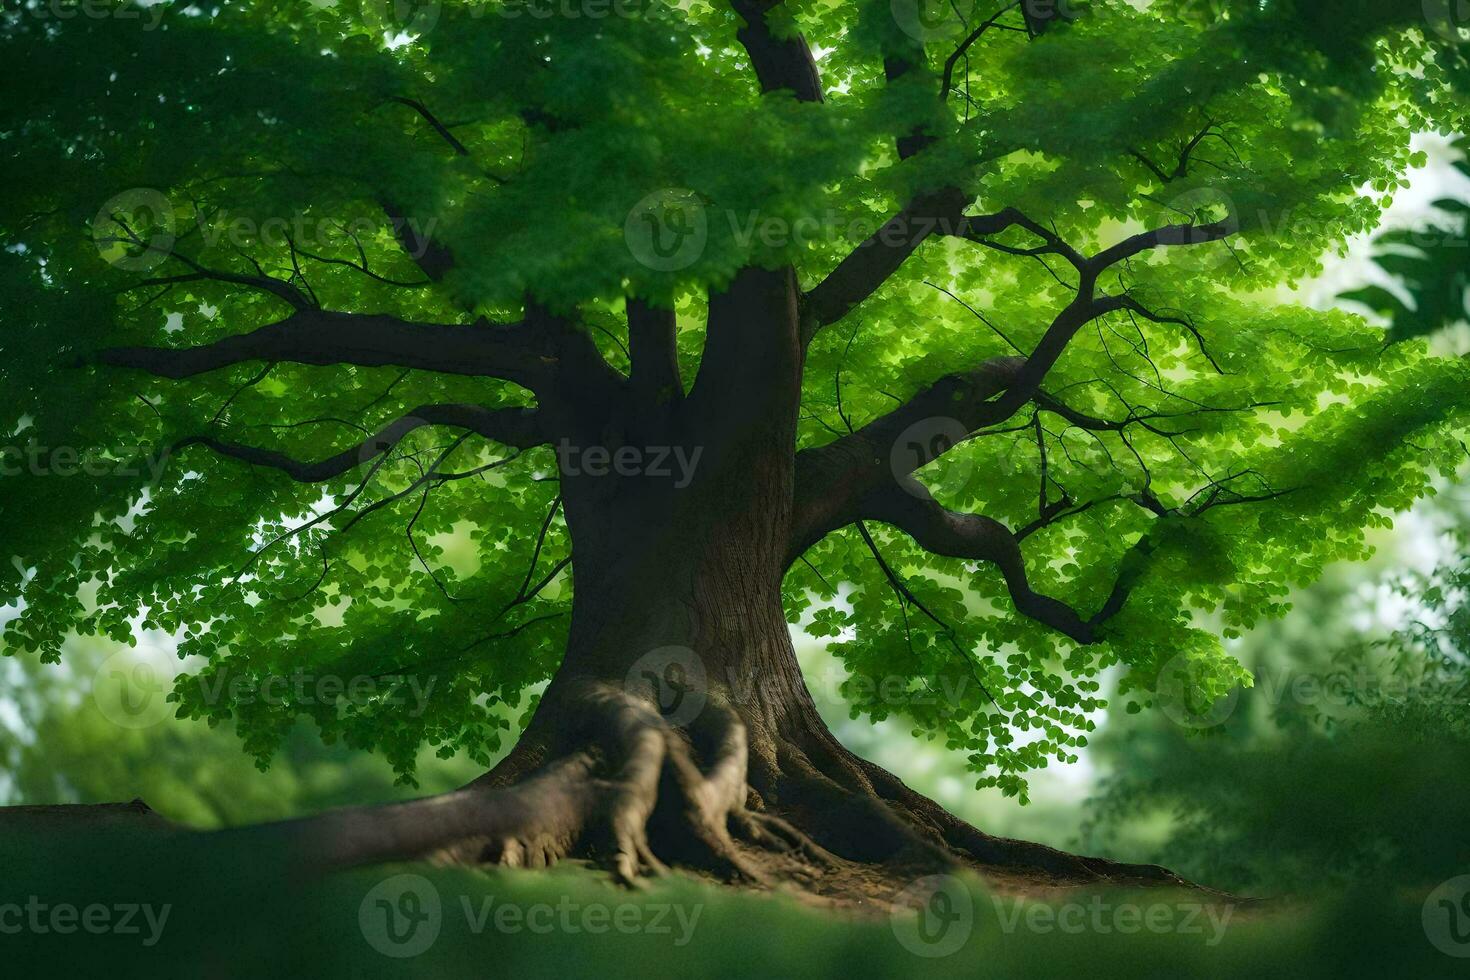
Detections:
[4, 0, 1469, 795]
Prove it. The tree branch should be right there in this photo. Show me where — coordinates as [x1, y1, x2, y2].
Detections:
[626, 299, 683, 404]
[801, 189, 975, 339]
[387, 96, 471, 158]
[790, 205, 1236, 553]
[380, 199, 456, 283]
[173, 405, 544, 483]
[788, 356, 1026, 558]
[109, 223, 313, 311]
[95, 308, 554, 389]
[1088, 220, 1234, 272]
[731, 0, 823, 103]
[939, 2, 1026, 102]
[790, 293, 1126, 553]
[861, 480, 1145, 644]
[802, 205, 1092, 344]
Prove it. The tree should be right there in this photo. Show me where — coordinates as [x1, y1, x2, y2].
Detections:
[3, 0, 1470, 895]
[1080, 527, 1470, 894]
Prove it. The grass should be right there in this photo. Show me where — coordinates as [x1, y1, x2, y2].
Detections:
[2, 825, 1463, 979]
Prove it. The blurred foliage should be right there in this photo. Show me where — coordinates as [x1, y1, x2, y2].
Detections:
[0, 635, 484, 825]
[1081, 502, 1470, 894]
[1344, 137, 1470, 341]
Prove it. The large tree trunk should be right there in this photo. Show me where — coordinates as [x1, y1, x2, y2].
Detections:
[463, 509, 1183, 899]
[358, 267, 1185, 900]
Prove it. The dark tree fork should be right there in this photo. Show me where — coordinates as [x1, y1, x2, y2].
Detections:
[69, 3, 1241, 896]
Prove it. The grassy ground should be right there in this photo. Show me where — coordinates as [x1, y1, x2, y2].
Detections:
[3, 823, 1463, 979]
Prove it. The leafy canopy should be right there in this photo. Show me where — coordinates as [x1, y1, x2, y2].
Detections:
[3, 1, 1470, 796]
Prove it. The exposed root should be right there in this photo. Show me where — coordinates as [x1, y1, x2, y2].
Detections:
[0, 679, 1223, 909]
[464, 682, 830, 890]
[438, 680, 1201, 908]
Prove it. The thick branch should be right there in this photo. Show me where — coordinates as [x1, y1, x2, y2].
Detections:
[731, 1, 823, 103]
[803, 206, 1090, 343]
[380, 199, 456, 283]
[1089, 220, 1234, 272]
[790, 293, 1129, 553]
[861, 481, 1145, 644]
[95, 309, 553, 388]
[791, 240, 1226, 557]
[627, 299, 683, 404]
[801, 189, 975, 339]
[688, 266, 803, 435]
[175, 405, 544, 482]
[232, 756, 599, 876]
[789, 356, 1026, 558]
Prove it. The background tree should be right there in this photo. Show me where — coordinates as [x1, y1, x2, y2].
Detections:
[1081, 505, 1470, 895]
[4, 0, 1470, 894]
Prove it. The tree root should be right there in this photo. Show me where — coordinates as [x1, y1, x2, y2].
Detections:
[464, 682, 835, 890]
[0, 680, 1217, 907]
